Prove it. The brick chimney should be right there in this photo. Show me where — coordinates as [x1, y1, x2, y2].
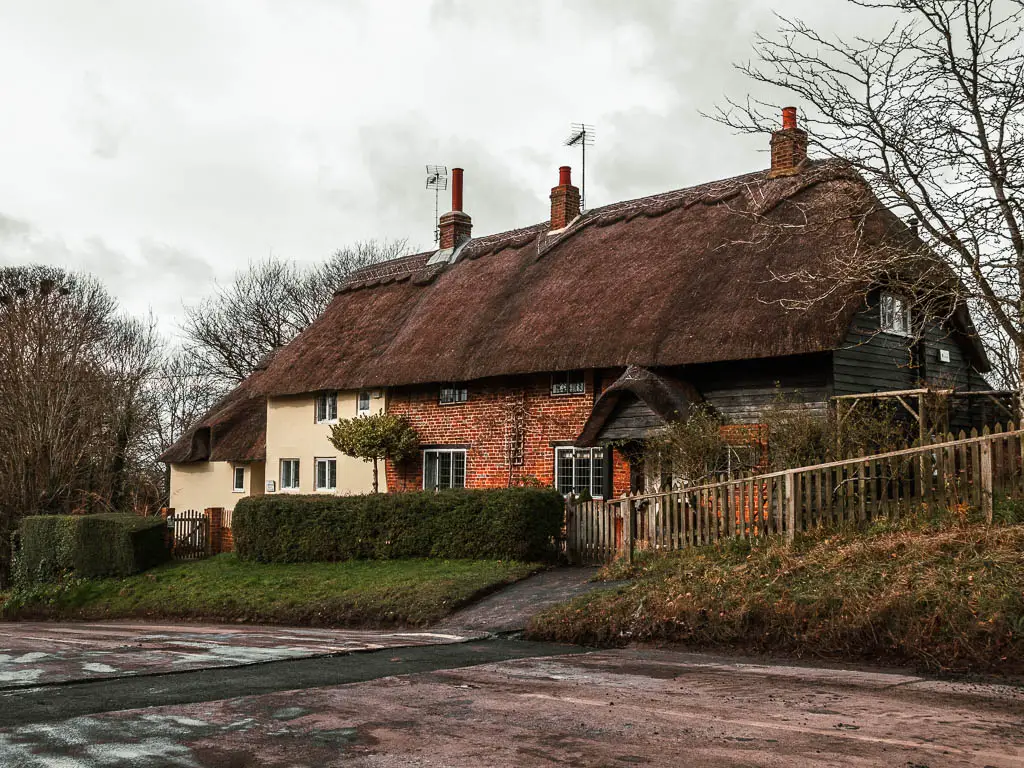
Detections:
[768, 106, 808, 178]
[438, 167, 472, 249]
[549, 165, 581, 232]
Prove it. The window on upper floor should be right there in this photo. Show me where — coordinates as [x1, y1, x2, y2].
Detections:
[423, 449, 467, 490]
[315, 392, 338, 423]
[315, 457, 337, 492]
[439, 385, 468, 405]
[551, 370, 585, 396]
[232, 466, 245, 493]
[357, 390, 371, 415]
[280, 459, 300, 491]
[880, 291, 911, 337]
[555, 447, 605, 498]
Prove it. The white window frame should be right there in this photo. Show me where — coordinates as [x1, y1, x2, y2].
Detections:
[279, 458, 300, 491]
[232, 466, 245, 494]
[314, 457, 337, 492]
[551, 370, 585, 396]
[315, 392, 338, 424]
[423, 448, 467, 490]
[554, 446, 605, 499]
[357, 390, 371, 415]
[880, 291, 912, 337]
[439, 385, 468, 405]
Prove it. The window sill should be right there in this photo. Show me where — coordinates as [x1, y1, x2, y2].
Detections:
[880, 328, 912, 338]
[550, 391, 586, 397]
[232, 489, 246, 494]
[315, 420, 339, 426]
[314, 488, 337, 493]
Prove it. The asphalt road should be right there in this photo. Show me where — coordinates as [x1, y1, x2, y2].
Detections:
[0, 628, 1020, 767]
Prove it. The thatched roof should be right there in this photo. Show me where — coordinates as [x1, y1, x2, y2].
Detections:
[257, 160, 983, 396]
[159, 356, 272, 465]
[576, 365, 702, 446]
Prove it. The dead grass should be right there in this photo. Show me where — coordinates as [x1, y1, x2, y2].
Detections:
[528, 512, 1024, 674]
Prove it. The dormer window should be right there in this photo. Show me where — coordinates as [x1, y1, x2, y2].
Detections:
[315, 392, 338, 423]
[440, 385, 468, 405]
[880, 292, 911, 337]
[551, 371, 585, 396]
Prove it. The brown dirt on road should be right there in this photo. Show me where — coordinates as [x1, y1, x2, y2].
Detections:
[2, 648, 1020, 766]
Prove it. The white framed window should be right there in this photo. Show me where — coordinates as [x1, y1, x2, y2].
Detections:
[315, 392, 338, 423]
[880, 292, 911, 337]
[555, 447, 605, 498]
[315, 457, 337, 492]
[551, 370, 585, 396]
[357, 390, 371, 415]
[280, 459, 300, 491]
[232, 466, 245, 493]
[439, 385, 468, 405]
[423, 448, 467, 490]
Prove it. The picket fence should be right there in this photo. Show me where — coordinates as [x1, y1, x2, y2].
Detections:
[565, 423, 1024, 565]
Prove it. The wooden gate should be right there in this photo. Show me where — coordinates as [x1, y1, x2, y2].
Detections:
[171, 509, 209, 560]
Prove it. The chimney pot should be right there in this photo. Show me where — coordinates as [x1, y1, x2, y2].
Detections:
[451, 167, 464, 212]
[782, 106, 798, 131]
[559, 166, 572, 186]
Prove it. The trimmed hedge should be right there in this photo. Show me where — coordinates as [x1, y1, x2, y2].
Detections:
[16, 514, 170, 583]
[233, 488, 565, 563]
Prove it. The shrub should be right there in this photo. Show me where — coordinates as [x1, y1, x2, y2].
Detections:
[233, 488, 564, 563]
[16, 514, 169, 584]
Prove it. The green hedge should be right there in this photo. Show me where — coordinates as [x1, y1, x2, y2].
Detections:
[16, 514, 170, 583]
[233, 488, 565, 563]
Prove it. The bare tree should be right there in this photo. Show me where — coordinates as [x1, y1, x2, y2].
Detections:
[182, 239, 410, 386]
[715, 0, 1024, 389]
[0, 266, 163, 585]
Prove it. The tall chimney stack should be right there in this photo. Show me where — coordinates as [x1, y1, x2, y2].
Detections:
[438, 167, 472, 249]
[549, 165, 581, 232]
[769, 106, 808, 178]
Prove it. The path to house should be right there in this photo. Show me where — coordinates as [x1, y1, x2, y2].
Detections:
[0, 643, 1021, 766]
[435, 565, 612, 633]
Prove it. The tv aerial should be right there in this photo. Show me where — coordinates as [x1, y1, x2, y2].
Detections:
[425, 165, 448, 245]
[565, 123, 595, 210]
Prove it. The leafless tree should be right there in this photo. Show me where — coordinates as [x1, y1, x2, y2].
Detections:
[0, 266, 163, 585]
[182, 239, 410, 386]
[715, 0, 1024, 389]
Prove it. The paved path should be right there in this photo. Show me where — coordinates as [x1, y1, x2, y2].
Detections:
[0, 621, 475, 688]
[435, 566, 613, 632]
[0, 646, 1021, 766]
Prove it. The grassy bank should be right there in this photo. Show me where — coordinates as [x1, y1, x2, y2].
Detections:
[1, 555, 541, 627]
[528, 515, 1024, 674]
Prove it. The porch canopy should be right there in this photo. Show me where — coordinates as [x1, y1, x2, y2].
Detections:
[576, 365, 702, 446]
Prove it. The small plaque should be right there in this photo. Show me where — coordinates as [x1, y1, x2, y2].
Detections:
[265, 481, 276, 492]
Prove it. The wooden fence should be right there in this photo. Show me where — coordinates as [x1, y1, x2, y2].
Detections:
[169, 509, 209, 560]
[565, 423, 1024, 565]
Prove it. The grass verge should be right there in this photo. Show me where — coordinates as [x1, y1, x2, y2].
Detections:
[527, 514, 1024, 675]
[0, 555, 542, 627]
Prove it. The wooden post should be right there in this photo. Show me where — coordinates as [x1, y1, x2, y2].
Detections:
[624, 494, 635, 565]
[784, 471, 796, 542]
[980, 440, 994, 524]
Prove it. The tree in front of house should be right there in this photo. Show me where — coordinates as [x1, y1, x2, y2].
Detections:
[328, 413, 420, 493]
[715, 0, 1024, 391]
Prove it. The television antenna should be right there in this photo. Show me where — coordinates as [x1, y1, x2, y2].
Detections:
[425, 165, 448, 245]
[565, 123, 595, 210]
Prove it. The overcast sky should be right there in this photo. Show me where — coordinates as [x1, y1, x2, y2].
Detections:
[0, 0, 891, 337]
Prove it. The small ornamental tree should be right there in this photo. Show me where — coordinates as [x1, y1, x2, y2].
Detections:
[328, 413, 420, 493]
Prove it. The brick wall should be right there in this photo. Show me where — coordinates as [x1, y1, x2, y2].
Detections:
[385, 370, 631, 497]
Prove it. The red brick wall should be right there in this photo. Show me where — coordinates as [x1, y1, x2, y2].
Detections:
[385, 370, 631, 497]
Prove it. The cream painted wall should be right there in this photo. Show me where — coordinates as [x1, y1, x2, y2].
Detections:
[265, 391, 384, 495]
[169, 461, 265, 512]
